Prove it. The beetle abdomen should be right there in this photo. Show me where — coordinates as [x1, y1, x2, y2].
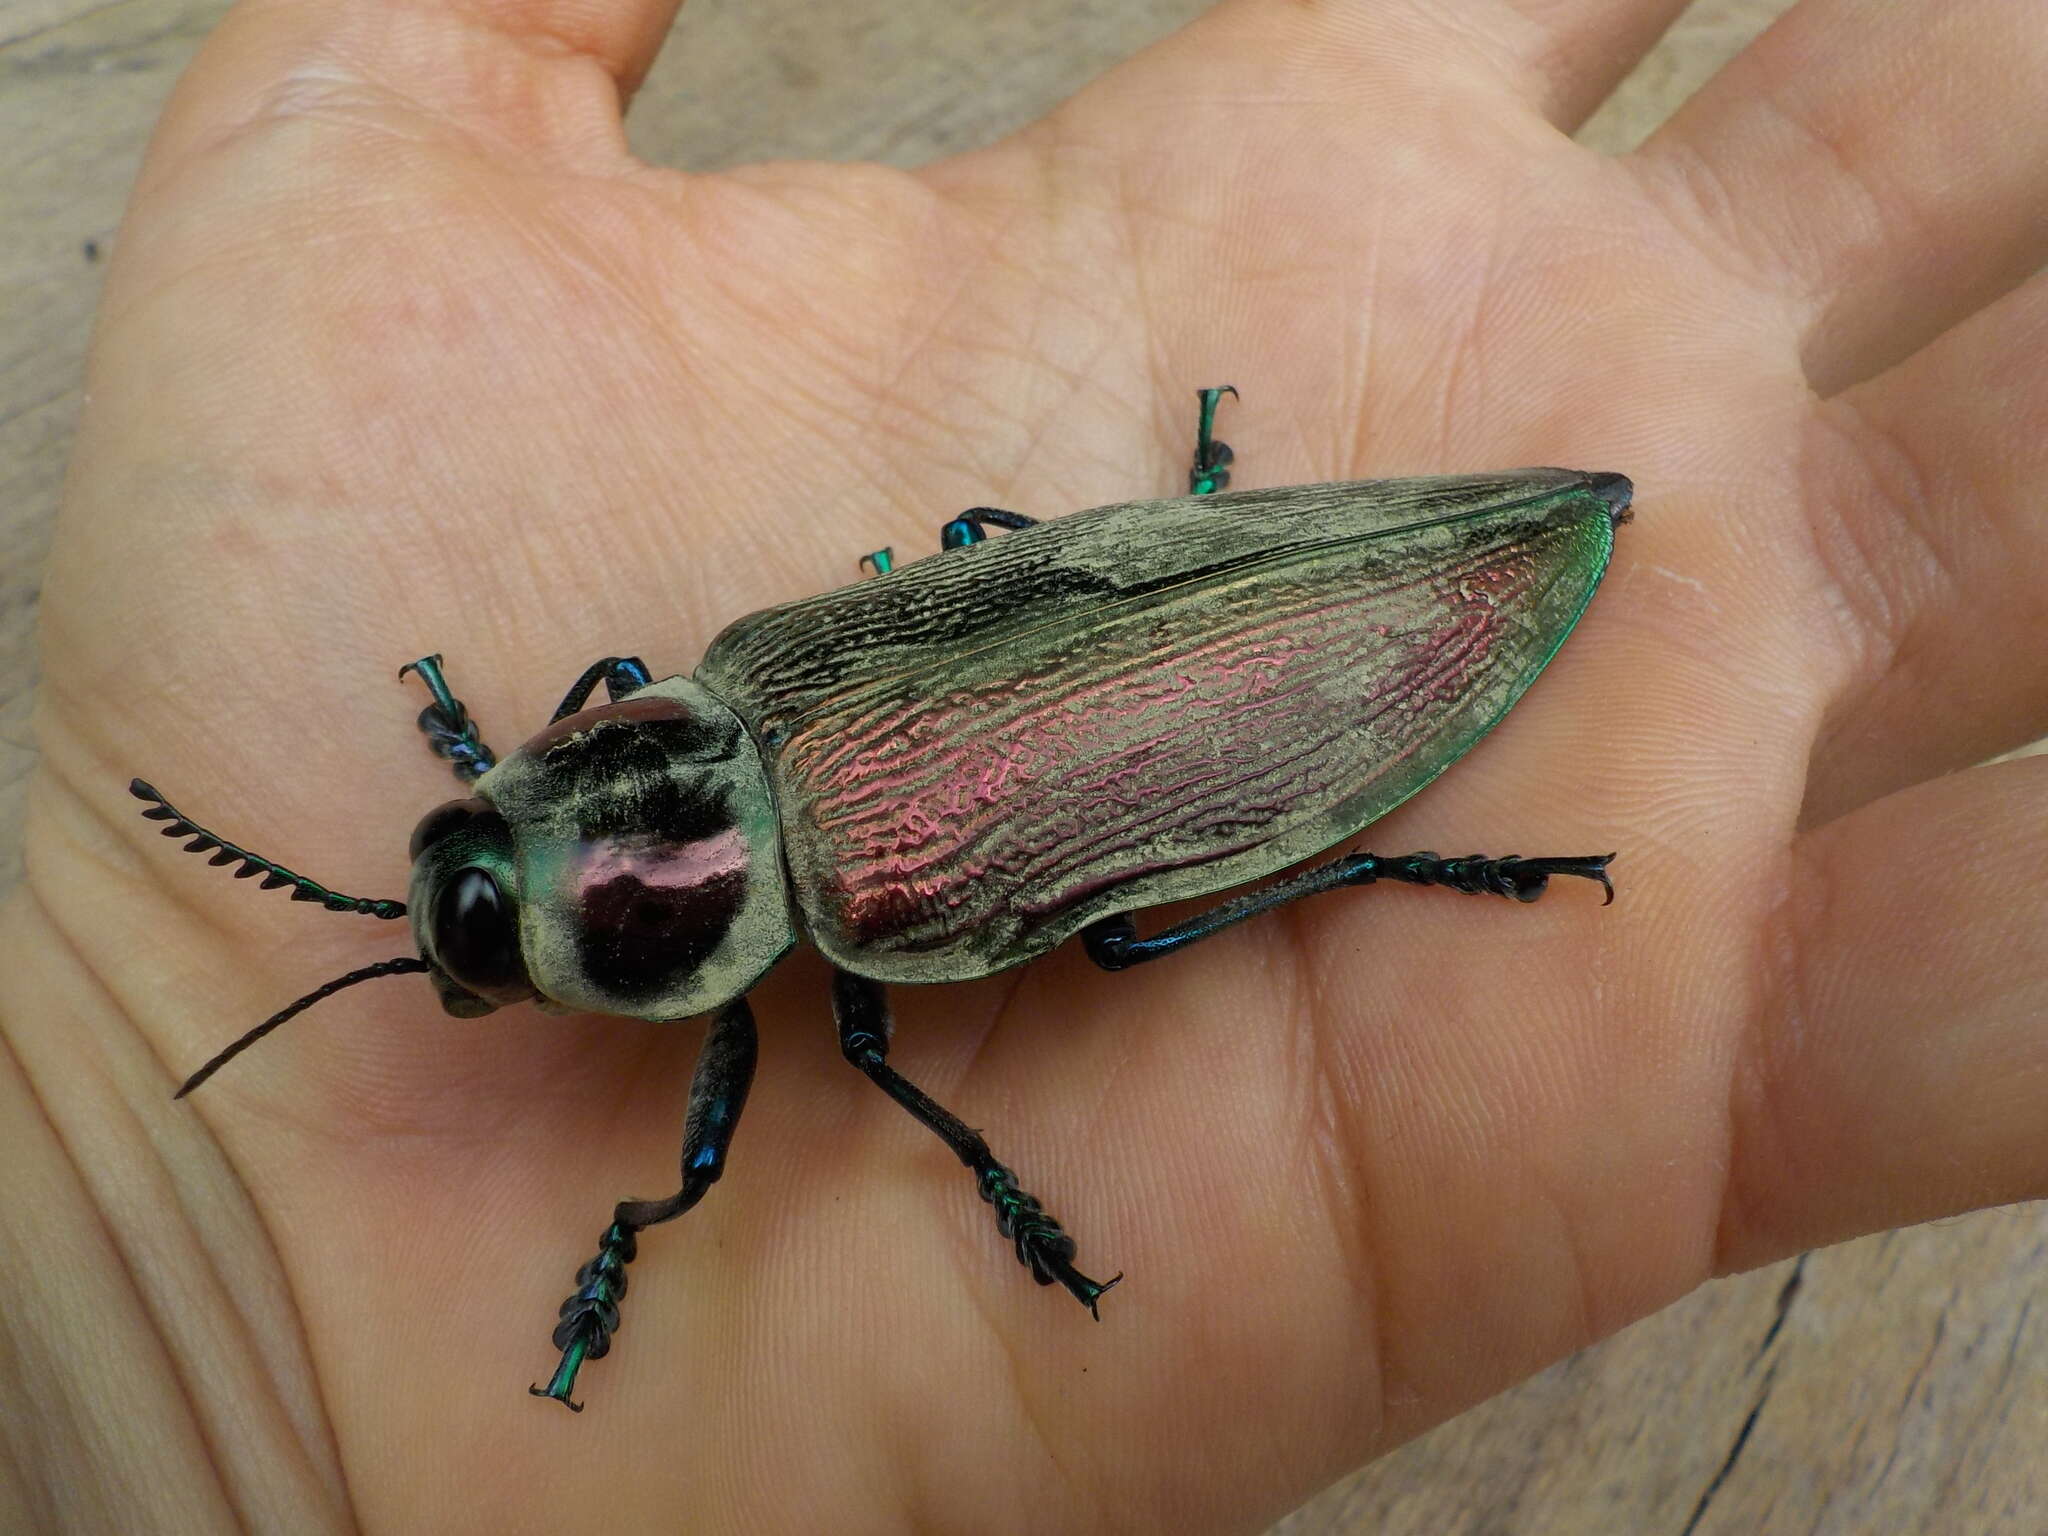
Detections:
[701, 475, 1620, 983]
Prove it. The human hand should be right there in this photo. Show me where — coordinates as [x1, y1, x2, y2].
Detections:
[4, 0, 2043, 1528]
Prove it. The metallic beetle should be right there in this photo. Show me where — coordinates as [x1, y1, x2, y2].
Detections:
[135, 389, 1630, 1408]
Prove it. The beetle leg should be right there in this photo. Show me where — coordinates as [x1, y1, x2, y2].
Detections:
[939, 506, 1038, 550]
[547, 656, 654, 722]
[1084, 850, 1616, 970]
[859, 382, 1237, 572]
[399, 654, 497, 784]
[1188, 384, 1238, 495]
[529, 997, 757, 1411]
[859, 508, 1039, 576]
[831, 968, 1122, 1316]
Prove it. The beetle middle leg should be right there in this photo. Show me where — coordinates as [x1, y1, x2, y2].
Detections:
[1083, 850, 1615, 969]
[530, 997, 758, 1411]
[547, 655, 653, 722]
[832, 969, 1121, 1316]
[856, 382, 1239, 572]
[1188, 384, 1238, 495]
[860, 507, 1038, 576]
[937, 506, 1038, 549]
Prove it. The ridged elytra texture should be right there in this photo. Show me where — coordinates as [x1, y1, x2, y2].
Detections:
[696, 473, 1618, 983]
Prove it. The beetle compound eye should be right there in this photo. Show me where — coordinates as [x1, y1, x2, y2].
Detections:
[433, 867, 523, 993]
[410, 797, 486, 861]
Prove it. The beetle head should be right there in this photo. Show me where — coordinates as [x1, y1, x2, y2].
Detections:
[137, 674, 797, 1098]
[406, 795, 538, 1017]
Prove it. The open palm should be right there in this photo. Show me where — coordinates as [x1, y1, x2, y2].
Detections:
[8, 0, 2044, 1529]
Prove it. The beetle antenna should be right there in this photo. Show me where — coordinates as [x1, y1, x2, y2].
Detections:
[129, 779, 407, 920]
[173, 956, 433, 1098]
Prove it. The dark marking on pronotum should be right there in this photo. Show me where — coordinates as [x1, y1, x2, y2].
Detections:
[536, 709, 744, 847]
[538, 696, 739, 766]
[573, 832, 749, 1005]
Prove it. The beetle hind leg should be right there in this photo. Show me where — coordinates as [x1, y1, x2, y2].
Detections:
[1084, 850, 1616, 970]
[832, 969, 1121, 1315]
[529, 998, 757, 1411]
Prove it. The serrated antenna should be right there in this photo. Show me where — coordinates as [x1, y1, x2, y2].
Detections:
[129, 779, 406, 920]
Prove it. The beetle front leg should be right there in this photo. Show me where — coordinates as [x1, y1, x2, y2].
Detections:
[399, 654, 497, 784]
[548, 655, 653, 722]
[530, 997, 757, 1411]
[832, 969, 1121, 1316]
[1084, 850, 1615, 970]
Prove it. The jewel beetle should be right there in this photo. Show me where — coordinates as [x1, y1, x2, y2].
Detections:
[133, 388, 1631, 1410]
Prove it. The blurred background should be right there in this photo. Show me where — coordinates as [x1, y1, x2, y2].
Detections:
[1, 0, 2040, 1528]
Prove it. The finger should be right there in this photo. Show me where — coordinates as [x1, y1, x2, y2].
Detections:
[1634, 0, 2048, 395]
[1162, 0, 1697, 132]
[1487, 0, 1699, 128]
[1796, 271, 2048, 824]
[1716, 753, 2048, 1271]
[141, 0, 680, 176]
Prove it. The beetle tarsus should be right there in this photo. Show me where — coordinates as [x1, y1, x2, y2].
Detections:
[534, 1215, 635, 1410]
[979, 1161, 1122, 1316]
[400, 654, 497, 783]
[1369, 851, 1616, 905]
[530, 1332, 593, 1412]
[1190, 384, 1239, 494]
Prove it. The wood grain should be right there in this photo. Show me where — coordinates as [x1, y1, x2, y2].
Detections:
[4, 0, 2041, 1530]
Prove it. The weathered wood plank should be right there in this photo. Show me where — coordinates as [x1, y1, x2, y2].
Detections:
[1280, 1207, 2048, 1534]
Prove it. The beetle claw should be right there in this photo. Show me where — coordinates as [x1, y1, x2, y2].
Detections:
[528, 1381, 586, 1413]
[1077, 1269, 1124, 1320]
[1507, 853, 1616, 904]
[531, 1331, 595, 1412]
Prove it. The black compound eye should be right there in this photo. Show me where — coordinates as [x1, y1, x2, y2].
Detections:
[410, 798, 485, 861]
[432, 867, 522, 993]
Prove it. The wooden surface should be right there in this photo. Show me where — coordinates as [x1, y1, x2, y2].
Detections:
[2, 0, 2041, 1530]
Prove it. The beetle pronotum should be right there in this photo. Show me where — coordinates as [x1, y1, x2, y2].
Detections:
[137, 389, 1629, 1409]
